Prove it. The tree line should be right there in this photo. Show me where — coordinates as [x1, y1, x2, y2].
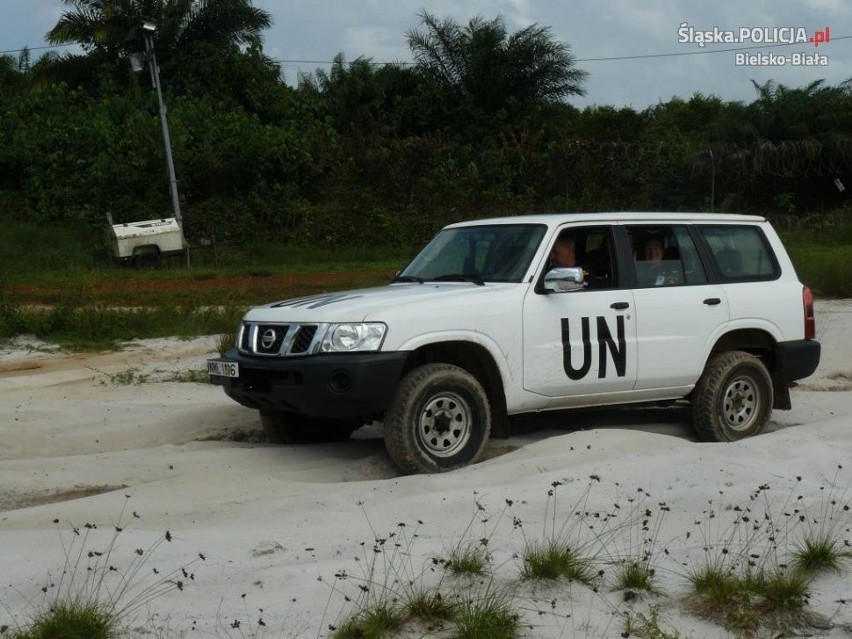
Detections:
[1, 1, 851, 249]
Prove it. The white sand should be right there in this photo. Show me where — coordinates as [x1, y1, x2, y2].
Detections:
[1, 301, 850, 638]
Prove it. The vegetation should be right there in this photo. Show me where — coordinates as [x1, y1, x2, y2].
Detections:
[5, 477, 849, 638]
[520, 541, 597, 584]
[2, 4, 852, 255]
[6, 502, 203, 639]
[317, 478, 851, 639]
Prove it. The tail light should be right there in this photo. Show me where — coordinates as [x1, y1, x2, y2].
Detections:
[802, 286, 815, 340]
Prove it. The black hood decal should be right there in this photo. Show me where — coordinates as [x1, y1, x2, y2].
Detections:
[272, 293, 365, 309]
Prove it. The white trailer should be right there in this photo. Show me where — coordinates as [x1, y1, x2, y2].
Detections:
[107, 217, 186, 267]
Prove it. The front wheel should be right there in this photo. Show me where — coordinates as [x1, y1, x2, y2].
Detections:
[260, 411, 354, 444]
[692, 351, 773, 442]
[383, 363, 491, 474]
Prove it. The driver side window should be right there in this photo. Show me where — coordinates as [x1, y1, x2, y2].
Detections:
[548, 226, 617, 290]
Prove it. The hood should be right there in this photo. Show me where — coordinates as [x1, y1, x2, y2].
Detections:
[244, 282, 517, 323]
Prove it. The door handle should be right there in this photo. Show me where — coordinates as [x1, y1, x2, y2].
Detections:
[610, 302, 630, 310]
[703, 298, 722, 306]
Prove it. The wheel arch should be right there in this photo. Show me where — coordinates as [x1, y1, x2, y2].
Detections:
[401, 340, 509, 438]
[132, 243, 162, 256]
[705, 327, 789, 409]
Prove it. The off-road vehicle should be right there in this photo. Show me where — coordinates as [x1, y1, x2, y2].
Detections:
[208, 212, 820, 474]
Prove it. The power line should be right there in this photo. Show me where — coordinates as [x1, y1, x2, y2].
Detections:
[3, 34, 848, 66]
[576, 35, 851, 62]
[0, 43, 76, 56]
[275, 35, 850, 68]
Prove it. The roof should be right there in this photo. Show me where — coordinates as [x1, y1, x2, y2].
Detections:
[445, 211, 767, 228]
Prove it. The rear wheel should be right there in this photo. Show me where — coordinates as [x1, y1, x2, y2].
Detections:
[692, 351, 773, 442]
[132, 247, 161, 269]
[383, 363, 490, 474]
[260, 411, 354, 444]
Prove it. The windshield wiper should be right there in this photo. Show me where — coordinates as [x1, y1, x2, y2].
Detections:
[391, 275, 425, 284]
[430, 274, 485, 286]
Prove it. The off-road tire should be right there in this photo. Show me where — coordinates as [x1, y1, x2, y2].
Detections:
[692, 351, 773, 442]
[260, 411, 354, 444]
[383, 363, 491, 474]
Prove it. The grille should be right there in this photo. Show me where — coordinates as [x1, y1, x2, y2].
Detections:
[239, 322, 322, 356]
[256, 324, 287, 354]
[291, 325, 318, 353]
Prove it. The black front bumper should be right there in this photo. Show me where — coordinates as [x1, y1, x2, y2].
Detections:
[778, 339, 821, 382]
[209, 348, 409, 419]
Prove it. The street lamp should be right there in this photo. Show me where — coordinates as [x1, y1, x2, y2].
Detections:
[128, 22, 187, 254]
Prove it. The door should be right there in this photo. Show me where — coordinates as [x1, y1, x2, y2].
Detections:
[627, 224, 730, 390]
[523, 225, 638, 398]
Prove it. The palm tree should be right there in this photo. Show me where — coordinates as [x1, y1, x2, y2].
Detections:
[46, 0, 272, 60]
[406, 11, 587, 113]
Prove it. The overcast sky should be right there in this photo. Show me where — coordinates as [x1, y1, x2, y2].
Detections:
[4, 0, 851, 109]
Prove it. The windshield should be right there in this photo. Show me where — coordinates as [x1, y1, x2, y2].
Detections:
[398, 224, 547, 283]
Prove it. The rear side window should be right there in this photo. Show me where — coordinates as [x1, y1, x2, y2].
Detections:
[626, 225, 707, 287]
[698, 226, 779, 281]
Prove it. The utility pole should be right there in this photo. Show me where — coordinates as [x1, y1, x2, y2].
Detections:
[130, 23, 189, 264]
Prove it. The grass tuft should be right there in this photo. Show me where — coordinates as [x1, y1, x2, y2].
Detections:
[404, 590, 456, 623]
[616, 560, 657, 593]
[9, 603, 115, 639]
[792, 534, 846, 575]
[520, 541, 596, 585]
[444, 544, 489, 576]
[452, 592, 519, 639]
[332, 604, 403, 639]
[623, 605, 681, 639]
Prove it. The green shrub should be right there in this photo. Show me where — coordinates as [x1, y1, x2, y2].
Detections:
[9, 603, 115, 639]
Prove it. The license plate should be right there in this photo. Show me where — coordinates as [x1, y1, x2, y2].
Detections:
[207, 359, 239, 378]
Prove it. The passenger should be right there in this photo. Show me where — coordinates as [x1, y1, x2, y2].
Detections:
[643, 237, 664, 263]
[642, 237, 678, 286]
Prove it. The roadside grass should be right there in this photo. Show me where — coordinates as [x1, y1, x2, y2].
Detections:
[92, 366, 210, 385]
[783, 239, 852, 297]
[779, 214, 852, 296]
[323, 477, 850, 639]
[0, 302, 245, 350]
[4, 499, 203, 639]
[1, 220, 409, 309]
[3, 475, 849, 638]
[683, 469, 851, 635]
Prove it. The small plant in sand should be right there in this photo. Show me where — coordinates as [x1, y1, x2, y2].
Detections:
[684, 471, 851, 636]
[607, 487, 669, 596]
[517, 481, 601, 587]
[326, 516, 431, 639]
[789, 467, 852, 576]
[217, 331, 236, 357]
[453, 584, 519, 639]
[443, 543, 490, 577]
[622, 604, 681, 639]
[5, 499, 204, 639]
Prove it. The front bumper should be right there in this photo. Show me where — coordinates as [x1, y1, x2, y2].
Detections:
[209, 348, 409, 419]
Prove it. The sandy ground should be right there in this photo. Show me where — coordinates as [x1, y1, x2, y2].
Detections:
[0, 301, 850, 638]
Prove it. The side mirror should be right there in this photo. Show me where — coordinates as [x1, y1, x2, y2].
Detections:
[544, 267, 585, 292]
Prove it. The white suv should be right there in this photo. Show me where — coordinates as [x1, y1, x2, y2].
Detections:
[208, 212, 820, 474]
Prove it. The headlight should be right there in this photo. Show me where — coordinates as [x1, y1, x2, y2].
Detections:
[320, 323, 387, 352]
